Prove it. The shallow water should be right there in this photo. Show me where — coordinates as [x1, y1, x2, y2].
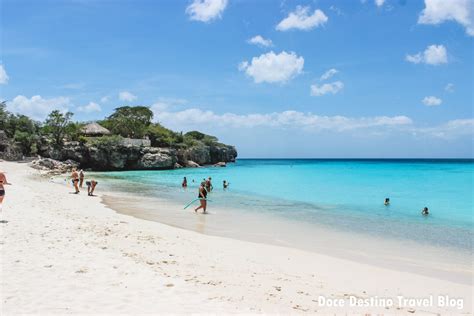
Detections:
[93, 159, 473, 251]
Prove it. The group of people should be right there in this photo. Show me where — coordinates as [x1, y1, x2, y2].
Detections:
[384, 198, 430, 216]
[0, 171, 11, 213]
[70, 168, 98, 196]
[181, 176, 230, 214]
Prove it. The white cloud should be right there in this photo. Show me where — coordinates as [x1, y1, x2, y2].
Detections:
[311, 81, 344, 96]
[247, 35, 273, 47]
[186, 0, 228, 22]
[320, 68, 338, 81]
[375, 0, 385, 7]
[415, 119, 474, 139]
[445, 83, 455, 92]
[77, 102, 101, 113]
[422, 96, 442, 106]
[154, 108, 413, 132]
[118, 91, 137, 102]
[100, 96, 110, 103]
[7, 95, 71, 121]
[418, 0, 474, 36]
[0, 65, 9, 84]
[406, 44, 448, 65]
[276, 6, 328, 31]
[239, 51, 304, 83]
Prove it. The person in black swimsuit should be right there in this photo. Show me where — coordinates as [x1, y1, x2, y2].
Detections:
[0, 171, 11, 212]
[194, 182, 207, 213]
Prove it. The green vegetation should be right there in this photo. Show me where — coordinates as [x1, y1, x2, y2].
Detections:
[0, 102, 226, 157]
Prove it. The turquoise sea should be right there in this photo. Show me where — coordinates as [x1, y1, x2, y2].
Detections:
[96, 159, 473, 253]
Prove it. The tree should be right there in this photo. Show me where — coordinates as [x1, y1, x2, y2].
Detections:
[101, 106, 153, 138]
[43, 110, 74, 147]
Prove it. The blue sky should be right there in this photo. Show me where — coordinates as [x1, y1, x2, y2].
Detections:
[1, 0, 473, 158]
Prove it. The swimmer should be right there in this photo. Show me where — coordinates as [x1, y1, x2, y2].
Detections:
[384, 198, 390, 206]
[422, 207, 429, 216]
[223, 180, 230, 189]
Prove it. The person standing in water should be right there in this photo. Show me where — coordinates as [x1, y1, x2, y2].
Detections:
[223, 180, 229, 189]
[384, 198, 390, 206]
[205, 177, 213, 192]
[71, 168, 80, 194]
[79, 170, 85, 188]
[182, 177, 188, 188]
[194, 182, 207, 213]
[0, 171, 11, 212]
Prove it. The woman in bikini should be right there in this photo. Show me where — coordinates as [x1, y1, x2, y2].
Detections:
[194, 181, 207, 213]
[0, 171, 11, 212]
[71, 168, 80, 194]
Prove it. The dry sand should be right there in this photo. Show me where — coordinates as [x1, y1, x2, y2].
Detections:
[0, 161, 472, 314]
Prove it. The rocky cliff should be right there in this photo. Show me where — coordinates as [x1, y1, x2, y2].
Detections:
[36, 140, 237, 171]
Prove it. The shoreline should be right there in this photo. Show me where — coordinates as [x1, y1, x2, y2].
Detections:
[101, 192, 472, 285]
[1, 161, 472, 314]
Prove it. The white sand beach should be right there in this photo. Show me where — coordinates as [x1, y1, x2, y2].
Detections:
[0, 161, 472, 315]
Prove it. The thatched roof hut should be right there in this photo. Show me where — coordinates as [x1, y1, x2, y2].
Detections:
[81, 122, 111, 136]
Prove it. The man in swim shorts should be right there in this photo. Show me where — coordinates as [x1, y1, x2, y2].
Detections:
[71, 168, 80, 194]
[0, 171, 11, 212]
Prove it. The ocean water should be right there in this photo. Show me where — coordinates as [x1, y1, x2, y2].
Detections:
[94, 159, 474, 253]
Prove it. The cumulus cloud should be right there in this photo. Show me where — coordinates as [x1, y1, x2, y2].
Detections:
[7, 95, 71, 121]
[320, 68, 338, 81]
[375, 0, 385, 7]
[186, 0, 228, 22]
[311, 81, 344, 96]
[0, 65, 9, 84]
[445, 83, 455, 92]
[406, 44, 448, 65]
[247, 35, 273, 47]
[276, 6, 328, 31]
[422, 96, 442, 106]
[77, 102, 101, 113]
[154, 108, 413, 132]
[418, 0, 474, 36]
[239, 51, 304, 83]
[119, 91, 137, 102]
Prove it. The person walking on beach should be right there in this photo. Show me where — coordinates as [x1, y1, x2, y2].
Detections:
[71, 168, 80, 194]
[79, 170, 85, 188]
[182, 177, 187, 188]
[194, 182, 207, 213]
[0, 171, 11, 212]
[205, 177, 213, 192]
